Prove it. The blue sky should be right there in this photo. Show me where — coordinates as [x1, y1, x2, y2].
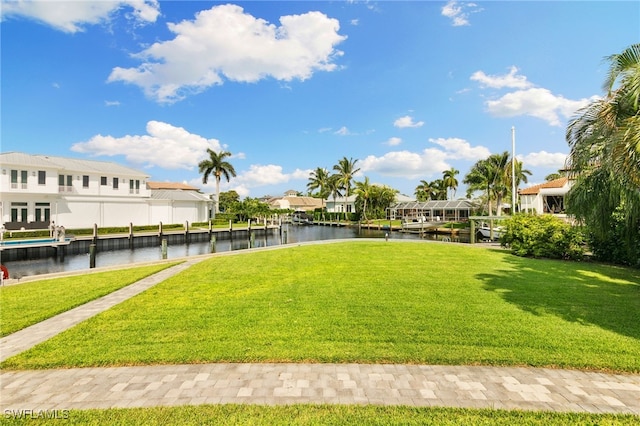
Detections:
[2, 1, 638, 198]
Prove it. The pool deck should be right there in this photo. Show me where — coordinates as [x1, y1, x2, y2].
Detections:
[0, 238, 73, 251]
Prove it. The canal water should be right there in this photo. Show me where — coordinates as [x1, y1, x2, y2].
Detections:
[3, 226, 463, 279]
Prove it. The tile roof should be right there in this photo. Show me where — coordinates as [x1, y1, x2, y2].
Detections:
[518, 177, 569, 195]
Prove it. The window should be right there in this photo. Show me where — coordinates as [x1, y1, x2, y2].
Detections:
[135, 179, 140, 194]
[11, 202, 28, 223]
[20, 170, 28, 188]
[35, 202, 51, 222]
[101, 176, 107, 186]
[83, 175, 89, 188]
[59, 175, 73, 192]
[129, 179, 134, 194]
[38, 170, 46, 185]
[11, 170, 18, 189]
[113, 177, 119, 189]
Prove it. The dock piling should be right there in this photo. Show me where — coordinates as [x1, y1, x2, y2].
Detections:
[89, 244, 96, 268]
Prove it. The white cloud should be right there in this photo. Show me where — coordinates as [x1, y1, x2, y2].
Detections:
[485, 88, 594, 126]
[1, 0, 160, 33]
[360, 149, 450, 179]
[470, 66, 532, 89]
[108, 4, 347, 103]
[386, 137, 402, 146]
[71, 120, 222, 169]
[441, 1, 481, 27]
[519, 151, 568, 169]
[334, 126, 351, 136]
[393, 115, 424, 128]
[104, 100, 121, 107]
[429, 137, 491, 160]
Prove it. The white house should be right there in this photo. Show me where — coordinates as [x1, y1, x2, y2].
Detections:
[518, 177, 572, 215]
[324, 195, 357, 214]
[146, 182, 212, 225]
[0, 152, 210, 229]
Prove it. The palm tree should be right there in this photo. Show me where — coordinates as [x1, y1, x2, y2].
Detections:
[369, 185, 399, 219]
[505, 158, 532, 212]
[414, 179, 432, 201]
[327, 174, 343, 219]
[566, 43, 640, 262]
[354, 177, 373, 221]
[333, 157, 360, 216]
[442, 167, 459, 200]
[198, 149, 236, 214]
[429, 179, 448, 201]
[464, 156, 503, 216]
[307, 167, 331, 199]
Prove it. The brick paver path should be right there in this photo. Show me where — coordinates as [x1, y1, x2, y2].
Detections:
[2, 363, 639, 413]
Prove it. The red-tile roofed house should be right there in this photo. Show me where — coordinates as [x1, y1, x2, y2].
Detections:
[518, 177, 572, 215]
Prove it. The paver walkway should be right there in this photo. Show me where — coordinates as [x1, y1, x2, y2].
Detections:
[1, 249, 639, 415]
[2, 362, 640, 414]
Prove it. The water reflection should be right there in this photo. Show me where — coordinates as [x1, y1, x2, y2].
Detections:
[3, 226, 464, 279]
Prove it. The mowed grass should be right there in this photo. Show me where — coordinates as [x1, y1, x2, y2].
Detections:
[0, 262, 179, 337]
[3, 241, 639, 372]
[2, 405, 638, 425]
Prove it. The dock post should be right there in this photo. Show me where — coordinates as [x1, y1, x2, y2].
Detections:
[89, 244, 96, 268]
[185, 221, 190, 244]
[129, 222, 134, 249]
[470, 220, 475, 244]
[92, 223, 98, 246]
[283, 229, 287, 244]
[210, 235, 216, 253]
[158, 221, 163, 245]
[161, 238, 168, 259]
[250, 232, 255, 248]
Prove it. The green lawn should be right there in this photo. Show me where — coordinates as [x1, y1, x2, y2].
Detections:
[0, 262, 179, 337]
[2, 241, 639, 372]
[2, 405, 637, 425]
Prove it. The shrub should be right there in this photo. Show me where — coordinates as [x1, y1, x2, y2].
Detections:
[586, 206, 640, 267]
[500, 214, 585, 261]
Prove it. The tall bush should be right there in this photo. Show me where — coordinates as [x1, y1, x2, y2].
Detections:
[586, 206, 640, 267]
[500, 214, 585, 261]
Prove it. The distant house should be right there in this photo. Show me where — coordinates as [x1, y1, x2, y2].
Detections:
[324, 195, 357, 214]
[267, 193, 324, 212]
[146, 182, 212, 224]
[518, 177, 572, 215]
[0, 152, 211, 229]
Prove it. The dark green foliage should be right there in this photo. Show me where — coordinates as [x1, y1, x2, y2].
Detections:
[500, 214, 585, 261]
[586, 205, 640, 267]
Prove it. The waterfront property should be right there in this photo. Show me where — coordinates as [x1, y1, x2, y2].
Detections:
[518, 177, 572, 216]
[0, 152, 212, 229]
